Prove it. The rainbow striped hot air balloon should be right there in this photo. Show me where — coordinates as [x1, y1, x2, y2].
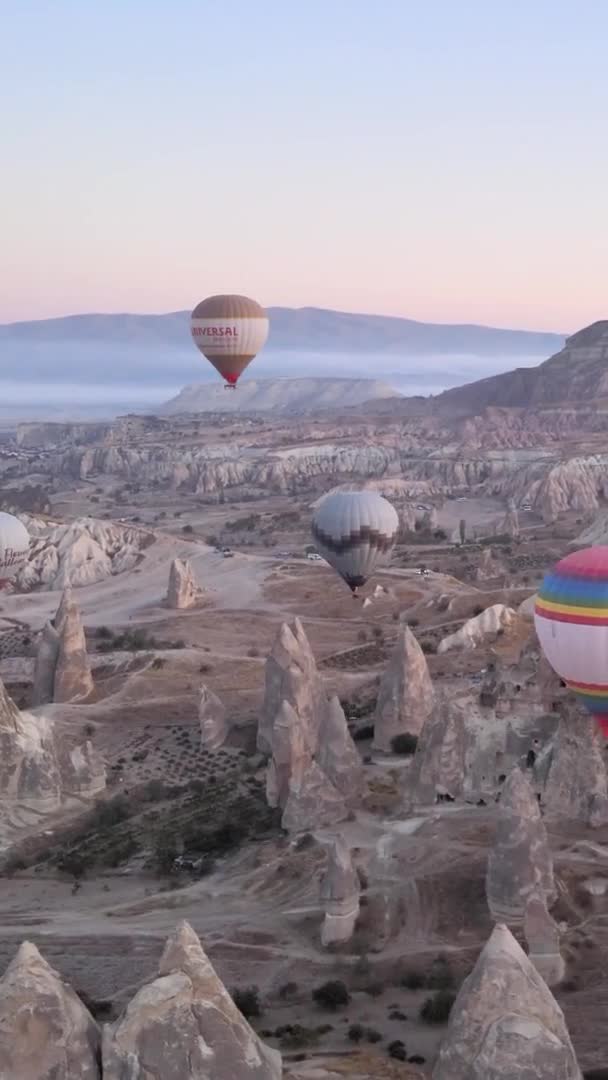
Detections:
[534, 547, 608, 736]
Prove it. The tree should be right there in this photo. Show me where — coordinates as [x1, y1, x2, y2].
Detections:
[459, 518, 466, 544]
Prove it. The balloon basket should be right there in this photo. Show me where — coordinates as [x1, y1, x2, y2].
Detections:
[596, 715, 608, 738]
[223, 384, 237, 390]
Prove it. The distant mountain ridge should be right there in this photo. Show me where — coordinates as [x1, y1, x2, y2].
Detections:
[0, 306, 563, 357]
[160, 377, 401, 415]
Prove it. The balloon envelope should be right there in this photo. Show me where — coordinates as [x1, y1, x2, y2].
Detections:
[311, 490, 399, 592]
[0, 512, 29, 586]
[535, 546, 608, 730]
[190, 294, 269, 386]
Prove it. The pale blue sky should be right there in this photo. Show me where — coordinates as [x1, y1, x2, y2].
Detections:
[2, 0, 607, 329]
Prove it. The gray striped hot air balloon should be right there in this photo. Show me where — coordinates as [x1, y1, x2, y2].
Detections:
[311, 491, 399, 596]
[0, 512, 29, 589]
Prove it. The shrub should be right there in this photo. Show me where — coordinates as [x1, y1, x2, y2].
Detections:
[363, 982, 383, 997]
[96, 626, 112, 639]
[56, 850, 89, 880]
[409, 1055, 426, 1065]
[353, 724, 375, 742]
[400, 971, 425, 991]
[83, 722, 96, 738]
[372, 626, 384, 640]
[419, 989, 456, 1024]
[312, 980, 350, 1010]
[278, 981, 298, 1001]
[388, 1040, 407, 1061]
[427, 956, 454, 990]
[357, 630, 367, 643]
[90, 794, 131, 829]
[348, 1023, 365, 1043]
[233, 986, 262, 1019]
[365, 1028, 382, 1043]
[151, 657, 165, 669]
[390, 733, 418, 756]
[76, 990, 115, 1021]
[182, 523, 194, 534]
[247, 647, 260, 657]
[153, 830, 179, 876]
[420, 640, 436, 654]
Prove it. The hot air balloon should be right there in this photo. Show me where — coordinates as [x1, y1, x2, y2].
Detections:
[190, 294, 269, 388]
[311, 490, 399, 596]
[0, 512, 29, 589]
[534, 546, 608, 736]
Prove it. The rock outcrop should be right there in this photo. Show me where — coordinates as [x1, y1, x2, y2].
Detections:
[475, 546, 505, 581]
[500, 502, 521, 539]
[486, 767, 555, 924]
[433, 923, 582, 1079]
[16, 515, 147, 591]
[0, 676, 105, 837]
[543, 711, 608, 826]
[372, 625, 434, 751]
[316, 695, 364, 798]
[320, 836, 360, 947]
[102, 920, 281, 1080]
[167, 557, 200, 609]
[438, 604, 517, 654]
[407, 697, 468, 804]
[261, 620, 361, 831]
[258, 618, 324, 756]
[53, 587, 93, 703]
[31, 620, 60, 707]
[199, 684, 228, 750]
[0, 941, 100, 1079]
[525, 891, 565, 987]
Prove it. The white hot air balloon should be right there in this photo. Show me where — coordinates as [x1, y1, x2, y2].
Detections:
[311, 490, 399, 595]
[0, 512, 29, 588]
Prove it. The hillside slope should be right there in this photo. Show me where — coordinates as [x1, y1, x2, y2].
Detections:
[432, 321, 608, 416]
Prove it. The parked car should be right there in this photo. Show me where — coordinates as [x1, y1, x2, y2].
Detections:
[223, 549, 234, 559]
[307, 552, 323, 561]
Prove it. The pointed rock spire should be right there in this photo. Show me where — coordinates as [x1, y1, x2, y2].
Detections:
[407, 697, 467, 805]
[167, 557, 200, 609]
[320, 836, 360, 947]
[0, 941, 100, 1078]
[31, 621, 60, 707]
[543, 711, 608, 827]
[372, 624, 434, 751]
[199, 684, 228, 750]
[486, 767, 555, 924]
[102, 920, 281, 1080]
[433, 924, 582, 1079]
[258, 618, 324, 755]
[317, 695, 363, 798]
[53, 587, 93, 703]
[524, 891, 565, 988]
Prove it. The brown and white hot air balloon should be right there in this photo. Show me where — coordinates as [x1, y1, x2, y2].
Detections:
[190, 294, 269, 388]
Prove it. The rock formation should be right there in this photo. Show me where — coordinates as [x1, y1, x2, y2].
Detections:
[102, 920, 281, 1080]
[433, 923, 582, 1079]
[500, 501, 520, 539]
[53, 587, 94, 703]
[31, 620, 60, 707]
[258, 618, 324, 756]
[281, 758, 348, 834]
[438, 604, 517, 654]
[0, 675, 105, 837]
[524, 891, 565, 987]
[261, 619, 360, 831]
[266, 701, 348, 832]
[199, 684, 228, 750]
[407, 697, 468, 805]
[0, 941, 100, 1079]
[316, 695, 364, 798]
[486, 767, 555, 924]
[543, 710, 608, 826]
[167, 557, 200, 609]
[320, 836, 360, 947]
[475, 546, 505, 581]
[16, 515, 146, 591]
[32, 588, 93, 705]
[373, 624, 434, 751]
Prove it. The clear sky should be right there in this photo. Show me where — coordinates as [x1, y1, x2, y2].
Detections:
[2, 0, 607, 330]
